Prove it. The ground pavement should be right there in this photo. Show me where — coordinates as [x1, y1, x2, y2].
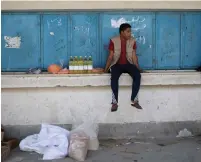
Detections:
[5, 137, 201, 162]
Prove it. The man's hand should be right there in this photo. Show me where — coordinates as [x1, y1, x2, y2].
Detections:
[134, 63, 142, 72]
[104, 68, 109, 73]
[136, 66, 143, 73]
[104, 51, 114, 73]
[139, 69, 148, 73]
[139, 69, 143, 73]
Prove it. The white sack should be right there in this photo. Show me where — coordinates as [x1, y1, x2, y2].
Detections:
[19, 124, 69, 160]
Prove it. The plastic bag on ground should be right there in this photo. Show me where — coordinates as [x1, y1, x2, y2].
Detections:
[72, 121, 99, 150]
[68, 130, 89, 161]
[69, 107, 109, 151]
[19, 124, 69, 160]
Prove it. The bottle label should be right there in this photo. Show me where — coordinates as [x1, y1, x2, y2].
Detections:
[88, 65, 93, 70]
[78, 66, 83, 70]
[69, 65, 73, 70]
[84, 65, 88, 70]
[74, 66, 78, 70]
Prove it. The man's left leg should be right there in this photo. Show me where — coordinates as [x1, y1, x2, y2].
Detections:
[126, 64, 142, 109]
[134, 94, 139, 102]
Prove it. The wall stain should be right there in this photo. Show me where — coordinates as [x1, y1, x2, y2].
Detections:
[54, 39, 65, 52]
[160, 28, 176, 62]
[72, 15, 98, 57]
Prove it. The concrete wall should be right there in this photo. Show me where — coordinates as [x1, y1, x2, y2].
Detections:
[2, 0, 201, 139]
[2, 72, 201, 139]
[2, 0, 201, 10]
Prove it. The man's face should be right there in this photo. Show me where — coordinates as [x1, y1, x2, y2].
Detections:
[122, 28, 132, 40]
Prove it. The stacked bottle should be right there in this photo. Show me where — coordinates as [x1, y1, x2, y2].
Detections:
[74, 56, 78, 74]
[87, 56, 93, 73]
[69, 56, 74, 73]
[69, 56, 93, 74]
[83, 56, 88, 73]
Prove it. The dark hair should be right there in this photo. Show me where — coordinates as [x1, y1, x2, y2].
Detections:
[119, 23, 131, 34]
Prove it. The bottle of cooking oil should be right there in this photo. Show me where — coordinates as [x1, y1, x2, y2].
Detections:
[88, 56, 93, 73]
[83, 56, 88, 74]
[69, 56, 74, 74]
[78, 56, 84, 74]
[77, 56, 81, 74]
[74, 56, 78, 74]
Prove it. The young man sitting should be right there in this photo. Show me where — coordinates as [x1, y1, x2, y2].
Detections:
[104, 23, 143, 112]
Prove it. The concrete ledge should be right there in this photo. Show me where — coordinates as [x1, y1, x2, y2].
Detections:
[3, 121, 201, 140]
[2, 71, 201, 88]
[2, 1, 201, 10]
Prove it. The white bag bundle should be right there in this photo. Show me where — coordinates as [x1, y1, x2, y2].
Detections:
[68, 131, 89, 161]
[19, 124, 70, 160]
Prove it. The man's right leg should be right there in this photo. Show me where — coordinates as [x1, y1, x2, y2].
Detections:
[110, 64, 122, 112]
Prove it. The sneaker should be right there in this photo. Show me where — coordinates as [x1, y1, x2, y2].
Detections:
[111, 104, 118, 112]
[131, 102, 142, 109]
